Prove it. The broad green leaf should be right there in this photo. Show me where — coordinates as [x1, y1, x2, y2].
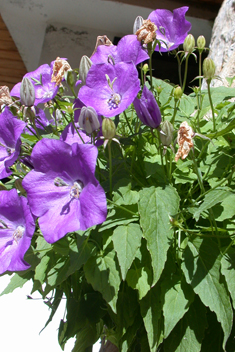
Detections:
[119, 314, 142, 352]
[161, 275, 195, 338]
[213, 193, 235, 221]
[72, 322, 101, 352]
[126, 266, 152, 299]
[68, 240, 96, 275]
[140, 283, 163, 351]
[112, 223, 142, 280]
[113, 180, 139, 205]
[193, 189, 231, 221]
[182, 237, 233, 349]
[201, 310, 223, 352]
[139, 185, 180, 285]
[221, 248, 235, 310]
[164, 296, 207, 352]
[34, 254, 50, 285]
[99, 206, 139, 232]
[0, 273, 29, 295]
[178, 95, 195, 117]
[84, 249, 121, 313]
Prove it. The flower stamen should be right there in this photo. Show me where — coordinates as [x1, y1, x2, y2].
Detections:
[70, 181, 84, 199]
[13, 225, 25, 244]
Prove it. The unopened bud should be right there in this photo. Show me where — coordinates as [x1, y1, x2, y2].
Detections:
[142, 63, 149, 75]
[20, 77, 35, 106]
[197, 35, 206, 50]
[160, 121, 174, 146]
[79, 56, 92, 84]
[183, 34, 195, 54]
[65, 70, 75, 87]
[79, 106, 100, 134]
[203, 58, 216, 80]
[133, 16, 144, 34]
[102, 118, 116, 139]
[173, 86, 183, 100]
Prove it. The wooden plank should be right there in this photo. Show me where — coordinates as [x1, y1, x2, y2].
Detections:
[0, 67, 26, 78]
[0, 29, 13, 41]
[0, 41, 19, 51]
[0, 58, 27, 70]
[0, 50, 23, 61]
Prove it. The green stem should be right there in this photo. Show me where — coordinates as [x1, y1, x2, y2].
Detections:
[182, 55, 189, 93]
[107, 199, 138, 216]
[123, 110, 134, 135]
[176, 53, 182, 87]
[207, 80, 216, 132]
[108, 141, 113, 196]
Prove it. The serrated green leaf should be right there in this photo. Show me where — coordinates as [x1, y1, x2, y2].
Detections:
[193, 189, 231, 221]
[0, 273, 29, 295]
[40, 289, 63, 333]
[84, 249, 121, 313]
[140, 283, 163, 351]
[161, 275, 195, 338]
[113, 180, 139, 205]
[213, 193, 235, 221]
[69, 240, 96, 275]
[164, 296, 207, 352]
[99, 206, 139, 232]
[72, 322, 101, 352]
[201, 310, 223, 352]
[113, 223, 142, 280]
[139, 185, 180, 285]
[126, 266, 151, 299]
[221, 248, 235, 310]
[182, 237, 233, 349]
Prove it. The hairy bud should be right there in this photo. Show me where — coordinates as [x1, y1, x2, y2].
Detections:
[183, 34, 195, 54]
[79, 56, 92, 84]
[133, 16, 144, 34]
[79, 106, 100, 134]
[20, 77, 35, 106]
[160, 121, 174, 146]
[102, 118, 116, 139]
[173, 86, 183, 101]
[197, 35, 206, 50]
[203, 58, 216, 81]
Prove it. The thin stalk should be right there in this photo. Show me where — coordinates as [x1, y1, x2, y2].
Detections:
[207, 80, 216, 131]
[176, 53, 183, 87]
[123, 110, 134, 135]
[182, 55, 189, 93]
[107, 199, 138, 216]
[108, 141, 113, 196]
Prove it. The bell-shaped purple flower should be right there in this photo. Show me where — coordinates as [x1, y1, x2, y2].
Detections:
[0, 107, 26, 179]
[78, 62, 140, 118]
[91, 35, 149, 66]
[11, 63, 59, 106]
[22, 139, 107, 243]
[148, 7, 191, 52]
[0, 189, 35, 274]
[133, 86, 161, 128]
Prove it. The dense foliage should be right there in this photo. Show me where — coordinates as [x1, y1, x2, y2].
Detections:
[1, 6, 235, 352]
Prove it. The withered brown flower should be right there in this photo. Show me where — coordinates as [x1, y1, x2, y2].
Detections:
[0, 86, 13, 106]
[51, 57, 71, 86]
[175, 121, 194, 161]
[135, 19, 157, 44]
[91, 35, 113, 56]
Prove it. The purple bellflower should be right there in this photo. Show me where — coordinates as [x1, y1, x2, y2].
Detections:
[148, 7, 191, 52]
[91, 35, 149, 65]
[79, 62, 140, 118]
[0, 189, 35, 274]
[11, 63, 59, 106]
[22, 139, 107, 243]
[133, 86, 161, 128]
[0, 107, 26, 179]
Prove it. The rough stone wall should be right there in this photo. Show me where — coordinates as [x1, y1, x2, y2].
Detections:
[205, 0, 235, 87]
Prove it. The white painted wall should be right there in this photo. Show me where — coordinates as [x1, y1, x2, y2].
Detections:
[0, 0, 212, 72]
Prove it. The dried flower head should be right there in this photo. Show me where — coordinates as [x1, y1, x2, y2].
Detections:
[92, 35, 113, 56]
[175, 121, 194, 161]
[51, 57, 71, 86]
[0, 86, 13, 106]
[135, 19, 157, 44]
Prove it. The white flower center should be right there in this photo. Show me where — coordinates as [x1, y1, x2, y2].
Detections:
[13, 225, 25, 244]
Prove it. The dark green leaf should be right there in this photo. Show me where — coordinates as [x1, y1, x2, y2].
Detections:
[139, 185, 180, 285]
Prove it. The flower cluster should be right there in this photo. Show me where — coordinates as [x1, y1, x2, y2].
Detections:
[0, 7, 191, 277]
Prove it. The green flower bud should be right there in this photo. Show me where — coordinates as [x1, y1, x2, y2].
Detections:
[183, 34, 195, 53]
[79, 106, 100, 134]
[133, 16, 144, 34]
[203, 58, 216, 80]
[173, 86, 183, 100]
[197, 35, 206, 50]
[160, 120, 174, 146]
[102, 118, 116, 139]
[79, 55, 92, 84]
[20, 77, 35, 106]
[65, 69, 75, 87]
[142, 63, 149, 74]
